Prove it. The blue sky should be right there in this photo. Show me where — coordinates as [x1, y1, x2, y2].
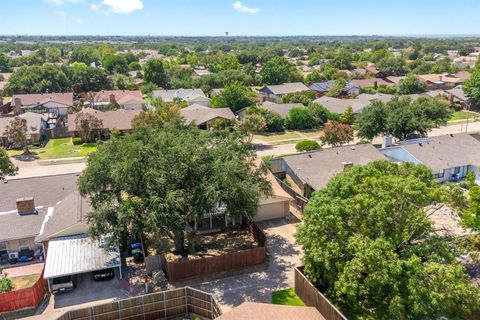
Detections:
[0, 0, 479, 36]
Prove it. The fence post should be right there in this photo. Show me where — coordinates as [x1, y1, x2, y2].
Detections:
[141, 295, 145, 320]
[210, 294, 213, 317]
[184, 287, 188, 316]
[91, 306, 95, 320]
[117, 301, 121, 320]
[163, 291, 167, 320]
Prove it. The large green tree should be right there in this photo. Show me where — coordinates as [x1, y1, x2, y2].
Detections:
[4, 65, 70, 94]
[464, 67, 480, 105]
[260, 56, 301, 85]
[297, 161, 479, 319]
[0, 148, 17, 180]
[78, 120, 270, 254]
[143, 58, 168, 87]
[211, 81, 257, 112]
[398, 74, 427, 94]
[356, 97, 451, 140]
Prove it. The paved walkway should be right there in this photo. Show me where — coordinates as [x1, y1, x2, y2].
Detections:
[6, 159, 86, 180]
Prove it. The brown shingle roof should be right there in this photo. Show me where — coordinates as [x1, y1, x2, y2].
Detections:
[93, 90, 143, 104]
[12, 93, 73, 107]
[68, 108, 141, 131]
[217, 302, 325, 320]
[180, 104, 235, 126]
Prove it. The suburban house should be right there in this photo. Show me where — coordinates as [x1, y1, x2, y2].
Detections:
[445, 86, 472, 109]
[11, 93, 73, 116]
[381, 133, 480, 183]
[256, 168, 293, 221]
[67, 107, 141, 135]
[90, 90, 146, 110]
[0, 174, 78, 264]
[418, 73, 466, 89]
[350, 78, 395, 89]
[258, 82, 310, 103]
[0, 112, 47, 146]
[152, 88, 210, 107]
[180, 104, 235, 129]
[313, 93, 394, 114]
[258, 101, 305, 118]
[272, 144, 388, 198]
[191, 67, 211, 78]
[0, 173, 123, 290]
[308, 80, 360, 97]
[217, 302, 325, 320]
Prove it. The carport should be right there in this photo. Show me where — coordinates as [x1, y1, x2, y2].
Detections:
[44, 234, 122, 293]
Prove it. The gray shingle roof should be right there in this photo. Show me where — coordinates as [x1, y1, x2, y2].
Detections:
[180, 104, 235, 126]
[0, 208, 47, 242]
[283, 144, 387, 190]
[0, 174, 79, 212]
[152, 88, 209, 103]
[261, 82, 309, 95]
[395, 133, 480, 171]
[260, 101, 304, 118]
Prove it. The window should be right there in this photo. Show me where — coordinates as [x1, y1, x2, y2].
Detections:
[0, 242, 7, 254]
[433, 170, 444, 179]
[19, 239, 30, 251]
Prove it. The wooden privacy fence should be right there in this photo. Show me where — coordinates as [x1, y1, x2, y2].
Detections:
[294, 267, 348, 320]
[274, 175, 308, 214]
[56, 287, 222, 320]
[0, 272, 47, 313]
[162, 222, 267, 282]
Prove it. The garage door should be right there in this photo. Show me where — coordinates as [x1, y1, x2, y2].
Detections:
[255, 201, 287, 222]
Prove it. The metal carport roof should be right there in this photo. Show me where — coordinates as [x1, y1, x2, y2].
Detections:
[44, 233, 121, 279]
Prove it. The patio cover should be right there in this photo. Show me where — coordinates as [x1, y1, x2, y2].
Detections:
[44, 234, 121, 279]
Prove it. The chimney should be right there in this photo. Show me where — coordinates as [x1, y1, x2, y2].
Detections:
[13, 97, 22, 115]
[341, 161, 354, 171]
[109, 94, 116, 105]
[382, 135, 393, 148]
[16, 197, 36, 215]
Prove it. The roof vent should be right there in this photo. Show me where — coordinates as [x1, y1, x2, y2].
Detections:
[341, 161, 354, 171]
[419, 142, 423, 147]
[308, 154, 312, 158]
[450, 134, 454, 137]
[350, 146, 356, 150]
[16, 197, 36, 215]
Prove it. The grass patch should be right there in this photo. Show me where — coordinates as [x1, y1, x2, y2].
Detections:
[272, 288, 304, 306]
[449, 111, 480, 122]
[8, 138, 97, 160]
[300, 129, 324, 138]
[255, 131, 302, 142]
[9, 274, 40, 290]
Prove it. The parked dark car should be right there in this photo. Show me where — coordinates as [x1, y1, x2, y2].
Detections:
[92, 268, 115, 281]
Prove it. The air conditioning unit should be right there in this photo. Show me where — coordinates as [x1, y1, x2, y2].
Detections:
[8, 251, 18, 263]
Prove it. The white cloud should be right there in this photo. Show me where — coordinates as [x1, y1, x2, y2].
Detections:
[75, 18, 84, 24]
[90, 3, 100, 12]
[101, 0, 144, 14]
[233, 1, 260, 14]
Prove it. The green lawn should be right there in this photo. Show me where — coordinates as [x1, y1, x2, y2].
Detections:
[272, 288, 304, 306]
[449, 111, 480, 122]
[300, 129, 324, 138]
[8, 138, 97, 160]
[255, 131, 302, 142]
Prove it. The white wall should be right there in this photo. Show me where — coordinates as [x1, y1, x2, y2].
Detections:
[43, 101, 71, 115]
[380, 147, 421, 164]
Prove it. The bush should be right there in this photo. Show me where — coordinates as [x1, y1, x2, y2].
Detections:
[0, 277, 13, 293]
[295, 140, 321, 152]
[72, 137, 83, 145]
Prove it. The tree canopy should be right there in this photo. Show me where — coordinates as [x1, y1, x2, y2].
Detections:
[356, 97, 452, 140]
[260, 56, 301, 85]
[464, 67, 480, 105]
[143, 58, 168, 87]
[398, 74, 427, 94]
[297, 161, 479, 319]
[78, 120, 270, 254]
[211, 81, 257, 112]
[0, 148, 17, 180]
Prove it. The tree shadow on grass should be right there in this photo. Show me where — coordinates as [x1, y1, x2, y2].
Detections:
[12, 151, 39, 162]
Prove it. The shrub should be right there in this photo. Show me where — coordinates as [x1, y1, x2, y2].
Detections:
[295, 140, 321, 152]
[0, 277, 12, 293]
[72, 137, 83, 145]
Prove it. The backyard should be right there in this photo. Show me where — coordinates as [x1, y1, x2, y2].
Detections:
[8, 138, 97, 160]
[272, 288, 304, 306]
[9, 274, 40, 290]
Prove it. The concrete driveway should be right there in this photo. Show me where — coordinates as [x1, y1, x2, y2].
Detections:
[186, 218, 303, 312]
